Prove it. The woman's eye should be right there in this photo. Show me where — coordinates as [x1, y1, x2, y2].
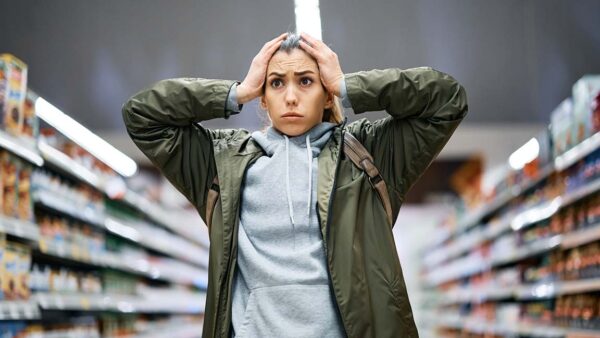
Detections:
[300, 77, 313, 86]
[271, 79, 283, 88]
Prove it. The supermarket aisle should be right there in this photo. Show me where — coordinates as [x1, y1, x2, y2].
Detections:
[418, 76, 600, 338]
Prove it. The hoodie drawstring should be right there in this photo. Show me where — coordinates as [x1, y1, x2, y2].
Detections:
[283, 134, 314, 250]
[306, 134, 312, 218]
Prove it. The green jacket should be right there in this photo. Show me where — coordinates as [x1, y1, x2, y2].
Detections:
[122, 67, 468, 338]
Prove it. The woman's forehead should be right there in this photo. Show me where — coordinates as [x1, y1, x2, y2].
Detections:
[267, 49, 319, 74]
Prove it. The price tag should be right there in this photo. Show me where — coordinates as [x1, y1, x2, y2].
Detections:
[8, 302, 19, 319]
[39, 239, 48, 253]
[80, 297, 91, 310]
[55, 295, 65, 309]
[13, 220, 24, 237]
[71, 244, 80, 259]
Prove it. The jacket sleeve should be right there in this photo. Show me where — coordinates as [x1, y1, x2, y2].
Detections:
[122, 78, 241, 219]
[345, 67, 468, 201]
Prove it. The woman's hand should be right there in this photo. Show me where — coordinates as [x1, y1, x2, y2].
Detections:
[298, 32, 344, 97]
[237, 33, 287, 104]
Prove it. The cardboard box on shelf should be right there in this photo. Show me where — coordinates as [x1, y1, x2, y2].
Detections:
[1, 151, 18, 218]
[22, 90, 39, 139]
[0, 54, 28, 136]
[0, 235, 5, 300]
[16, 159, 33, 221]
[550, 98, 574, 157]
[573, 75, 600, 143]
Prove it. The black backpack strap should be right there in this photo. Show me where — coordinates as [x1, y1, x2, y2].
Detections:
[343, 132, 394, 226]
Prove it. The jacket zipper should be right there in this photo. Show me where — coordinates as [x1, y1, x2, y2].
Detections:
[322, 124, 350, 337]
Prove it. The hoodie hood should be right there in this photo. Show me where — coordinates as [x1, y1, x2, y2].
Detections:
[251, 122, 337, 157]
[250, 122, 336, 246]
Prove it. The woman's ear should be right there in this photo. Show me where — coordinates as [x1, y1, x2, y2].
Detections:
[324, 91, 334, 109]
[260, 96, 268, 110]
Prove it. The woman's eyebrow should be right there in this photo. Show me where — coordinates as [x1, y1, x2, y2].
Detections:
[267, 70, 316, 77]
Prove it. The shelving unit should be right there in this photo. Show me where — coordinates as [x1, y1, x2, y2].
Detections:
[0, 101, 207, 336]
[421, 129, 600, 337]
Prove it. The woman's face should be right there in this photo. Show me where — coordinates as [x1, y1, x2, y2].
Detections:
[261, 48, 333, 136]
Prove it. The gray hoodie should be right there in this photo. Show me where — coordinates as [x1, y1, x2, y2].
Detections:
[230, 121, 346, 338]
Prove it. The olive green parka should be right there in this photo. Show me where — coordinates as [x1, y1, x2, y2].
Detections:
[122, 67, 468, 338]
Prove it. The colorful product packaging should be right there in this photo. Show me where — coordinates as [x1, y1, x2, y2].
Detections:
[0, 151, 18, 218]
[0, 54, 28, 136]
[0, 241, 31, 300]
[22, 90, 40, 140]
[0, 234, 5, 300]
[572, 75, 600, 143]
[16, 159, 33, 221]
[550, 98, 574, 158]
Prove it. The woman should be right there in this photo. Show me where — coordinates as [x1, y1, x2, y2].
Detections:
[123, 32, 468, 338]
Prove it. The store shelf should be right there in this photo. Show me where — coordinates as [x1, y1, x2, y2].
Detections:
[33, 190, 107, 230]
[492, 235, 562, 267]
[455, 165, 555, 235]
[433, 315, 575, 337]
[34, 290, 205, 314]
[517, 278, 600, 299]
[0, 215, 40, 242]
[38, 142, 208, 251]
[31, 190, 207, 269]
[425, 177, 600, 272]
[133, 324, 203, 338]
[555, 132, 600, 171]
[438, 278, 600, 305]
[0, 129, 43, 166]
[424, 217, 512, 269]
[38, 141, 108, 193]
[36, 238, 205, 288]
[119, 190, 207, 248]
[561, 223, 600, 249]
[105, 216, 208, 268]
[0, 300, 41, 320]
[430, 135, 600, 251]
[426, 235, 561, 286]
[35, 292, 111, 311]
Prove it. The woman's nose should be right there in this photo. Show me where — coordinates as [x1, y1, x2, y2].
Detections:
[284, 85, 298, 106]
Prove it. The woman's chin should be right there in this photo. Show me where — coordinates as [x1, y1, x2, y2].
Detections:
[275, 122, 320, 137]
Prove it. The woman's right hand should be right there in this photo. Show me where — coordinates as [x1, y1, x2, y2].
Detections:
[236, 33, 287, 104]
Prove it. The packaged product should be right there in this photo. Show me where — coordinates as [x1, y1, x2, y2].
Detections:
[16, 159, 33, 221]
[0, 54, 28, 135]
[2, 241, 20, 300]
[22, 90, 39, 139]
[0, 235, 5, 300]
[572, 75, 600, 143]
[0, 151, 4, 214]
[15, 242, 31, 299]
[550, 98, 574, 157]
[1, 151, 18, 217]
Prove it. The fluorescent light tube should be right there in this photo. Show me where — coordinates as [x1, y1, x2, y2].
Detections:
[35, 97, 137, 177]
[509, 137, 540, 170]
[295, 0, 322, 40]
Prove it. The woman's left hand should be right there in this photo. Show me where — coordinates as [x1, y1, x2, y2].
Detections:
[299, 32, 344, 97]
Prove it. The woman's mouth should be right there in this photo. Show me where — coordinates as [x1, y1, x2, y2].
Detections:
[281, 112, 303, 120]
